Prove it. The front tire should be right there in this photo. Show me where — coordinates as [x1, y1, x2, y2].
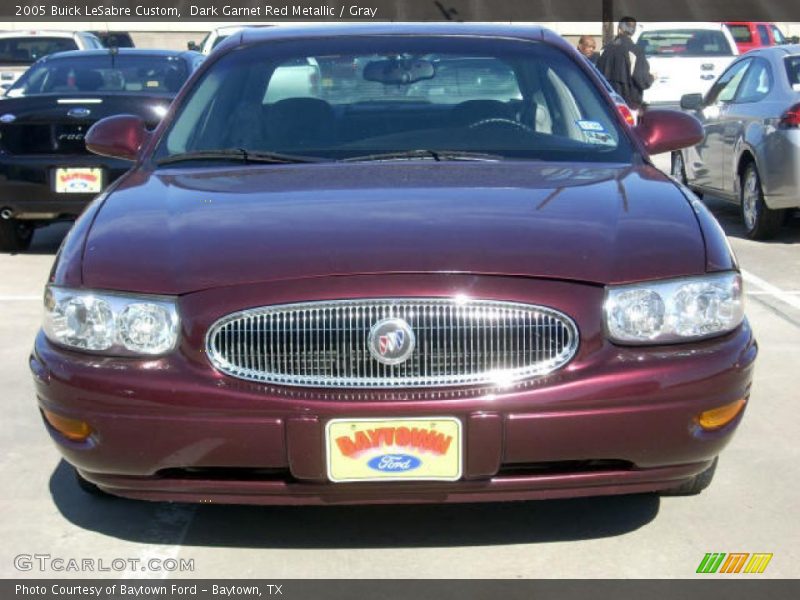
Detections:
[741, 163, 784, 240]
[0, 218, 33, 253]
[661, 457, 717, 496]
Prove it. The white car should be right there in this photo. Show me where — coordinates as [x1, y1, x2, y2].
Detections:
[0, 31, 103, 91]
[633, 22, 739, 106]
[189, 26, 321, 102]
[188, 25, 273, 56]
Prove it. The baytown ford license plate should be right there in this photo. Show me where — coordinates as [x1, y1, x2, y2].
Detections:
[326, 417, 462, 482]
[54, 167, 103, 194]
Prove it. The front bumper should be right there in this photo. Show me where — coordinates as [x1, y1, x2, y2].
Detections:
[0, 153, 130, 219]
[31, 276, 757, 505]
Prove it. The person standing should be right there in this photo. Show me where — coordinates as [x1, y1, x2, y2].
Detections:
[596, 17, 654, 111]
[577, 35, 600, 64]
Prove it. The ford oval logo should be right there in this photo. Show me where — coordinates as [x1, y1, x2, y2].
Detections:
[367, 454, 421, 473]
[0, 113, 15, 123]
[368, 317, 415, 365]
[67, 107, 91, 118]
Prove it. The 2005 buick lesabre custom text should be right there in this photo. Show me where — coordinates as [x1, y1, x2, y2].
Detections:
[30, 24, 757, 505]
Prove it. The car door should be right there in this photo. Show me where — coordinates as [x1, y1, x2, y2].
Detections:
[720, 57, 773, 194]
[687, 58, 751, 190]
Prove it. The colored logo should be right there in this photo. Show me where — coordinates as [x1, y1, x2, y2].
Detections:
[696, 553, 773, 574]
[367, 454, 422, 473]
[368, 317, 415, 365]
[67, 107, 91, 118]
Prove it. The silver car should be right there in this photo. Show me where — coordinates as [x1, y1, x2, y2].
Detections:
[672, 45, 800, 239]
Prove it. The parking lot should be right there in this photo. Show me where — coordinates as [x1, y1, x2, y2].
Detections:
[0, 149, 797, 578]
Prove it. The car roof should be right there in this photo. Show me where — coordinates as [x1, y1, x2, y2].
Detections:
[637, 22, 730, 32]
[36, 48, 196, 61]
[216, 23, 552, 54]
[744, 44, 800, 57]
[0, 30, 81, 39]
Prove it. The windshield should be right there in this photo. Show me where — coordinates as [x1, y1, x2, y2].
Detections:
[0, 37, 78, 65]
[156, 37, 632, 164]
[727, 25, 752, 43]
[6, 54, 189, 97]
[638, 29, 734, 57]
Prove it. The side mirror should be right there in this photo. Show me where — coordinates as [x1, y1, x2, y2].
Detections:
[85, 115, 149, 161]
[680, 93, 705, 111]
[791, 36, 799, 44]
[187, 41, 199, 51]
[634, 109, 704, 155]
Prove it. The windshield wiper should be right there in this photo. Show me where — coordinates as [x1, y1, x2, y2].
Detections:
[341, 149, 503, 163]
[155, 148, 322, 166]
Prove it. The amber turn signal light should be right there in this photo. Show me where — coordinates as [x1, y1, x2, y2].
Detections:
[42, 410, 92, 442]
[696, 398, 747, 431]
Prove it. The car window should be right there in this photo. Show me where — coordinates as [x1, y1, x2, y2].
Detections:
[159, 38, 633, 164]
[706, 59, 751, 104]
[770, 26, 786, 44]
[785, 55, 800, 87]
[735, 59, 772, 103]
[727, 25, 752, 43]
[6, 54, 189, 97]
[638, 29, 734, 57]
[756, 25, 771, 46]
[0, 37, 79, 65]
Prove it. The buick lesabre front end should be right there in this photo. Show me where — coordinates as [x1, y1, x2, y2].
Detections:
[30, 24, 756, 506]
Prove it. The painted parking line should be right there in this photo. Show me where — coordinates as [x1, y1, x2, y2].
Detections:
[120, 504, 197, 579]
[0, 295, 40, 301]
[742, 269, 800, 311]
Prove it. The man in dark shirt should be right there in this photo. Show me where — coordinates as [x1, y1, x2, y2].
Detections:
[577, 35, 600, 64]
[596, 16, 654, 110]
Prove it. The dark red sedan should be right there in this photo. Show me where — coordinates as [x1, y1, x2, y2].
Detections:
[31, 24, 756, 505]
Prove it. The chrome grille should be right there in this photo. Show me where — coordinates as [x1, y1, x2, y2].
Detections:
[206, 299, 579, 388]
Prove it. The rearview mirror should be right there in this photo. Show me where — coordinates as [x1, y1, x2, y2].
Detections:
[363, 58, 435, 85]
[680, 93, 704, 111]
[634, 109, 704, 156]
[85, 114, 149, 161]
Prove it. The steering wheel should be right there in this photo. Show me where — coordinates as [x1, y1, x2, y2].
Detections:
[468, 117, 534, 133]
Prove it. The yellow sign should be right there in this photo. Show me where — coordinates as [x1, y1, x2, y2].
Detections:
[54, 168, 103, 194]
[326, 417, 462, 483]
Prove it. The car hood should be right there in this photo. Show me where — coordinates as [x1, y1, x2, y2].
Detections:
[81, 161, 706, 295]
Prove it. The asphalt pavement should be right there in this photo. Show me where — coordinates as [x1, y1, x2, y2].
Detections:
[0, 156, 798, 578]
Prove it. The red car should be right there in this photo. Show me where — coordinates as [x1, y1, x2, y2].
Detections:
[725, 22, 788, 53]
[31, 24, 756, 506]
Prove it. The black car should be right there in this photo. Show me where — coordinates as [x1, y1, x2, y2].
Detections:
[0, 48, 203, 251]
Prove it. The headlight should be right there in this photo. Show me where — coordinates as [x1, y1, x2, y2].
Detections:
[604, 272, 744, 344]
[43, 286, 179, 356]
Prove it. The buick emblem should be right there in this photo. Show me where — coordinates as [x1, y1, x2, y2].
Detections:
[67, 107, 91, 118]
[368, 318, 416, 366]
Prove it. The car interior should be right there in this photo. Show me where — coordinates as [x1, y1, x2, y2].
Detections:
[187, 55, 621, 158]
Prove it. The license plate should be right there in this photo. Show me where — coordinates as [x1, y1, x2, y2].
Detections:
[326, 417, 462, 483]
[53, 168, 103, 194]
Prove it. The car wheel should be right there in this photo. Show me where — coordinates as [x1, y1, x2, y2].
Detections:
[670, 151, 688, 185]
[74, 468, 111, 498]
[661, 457, 718, 496]
[0, 218, 33, 253]
[741, 163, 784, 240]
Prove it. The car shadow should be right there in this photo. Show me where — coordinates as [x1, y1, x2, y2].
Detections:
[701, 195, 800, 244]
[19, 222, 72, 255]
[49, 460, 660, 548]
